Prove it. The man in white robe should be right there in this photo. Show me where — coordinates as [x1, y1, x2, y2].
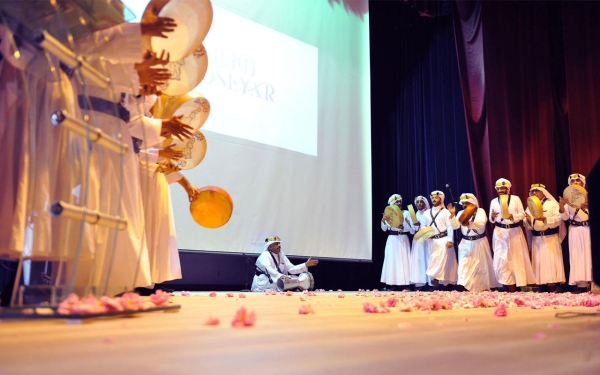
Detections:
[559, 173, 591, 293]
[489, 178, 535, 292]
[524, 184, 566, 292]
[380, 194, 413, 290]
[424, 191, 458, 288]
[251, 236, 318, 292]
[409, 196, 432, 290]
[448, 193, 500, 291]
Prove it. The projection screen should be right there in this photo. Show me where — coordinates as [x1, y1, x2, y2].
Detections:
[123, 0, 371, 259]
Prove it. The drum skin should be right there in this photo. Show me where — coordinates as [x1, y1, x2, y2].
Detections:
[563, 185, 587, 208]
[407, 204, 418, 224]
[190, 186, 233, 228]
[527, 196, 543, 219]
[384, 205, 404, 228]
[415, 226, 435, 243]
[458, 204, 478, 225]
[168, 131, 207, 170]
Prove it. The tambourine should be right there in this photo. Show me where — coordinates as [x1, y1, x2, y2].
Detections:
[150, 0, 213, 62]
[190, 186, 233, 228]
[563, 185, 587, 209]
[458, 204, 478, 225]
[407, 204, 418, 224]
[527, 196, 543, 219]
[155, 92, 210, 133]
[415, 227, 435, 243]
[500, 194, 511, 219]
[159, 45, 209, 96]
[384, 205, 404, 228]
[166, 131, 207, 170]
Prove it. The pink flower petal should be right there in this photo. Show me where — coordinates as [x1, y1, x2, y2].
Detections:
[232, 306, 256, 327]
[533, 332, 547, 340]
[226, 293, 234, 298]
[205, 316, 220, 326]
[494, 303, 508, 317]
[338, 294, 345, 298]
[239, 293, 246, 298]
[209, 292, 217, 297]
[298, 304, 315, 314]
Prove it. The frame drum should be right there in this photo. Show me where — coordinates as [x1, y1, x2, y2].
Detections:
[527, 196, 543, 219]
[500, 194, 511, 219]
[563, 185, 587, 208]
[384, 205, 404, 228]
[167, 131, 207, 170]
[190, 186, 233, 228]
[407, 204, 418, 224]
[157, 92, 211, 133]
[415, 227, 435, 243]
[151, 0, 213, 62]
[160, 45, 209, 96]
[458, 204, 478, 225]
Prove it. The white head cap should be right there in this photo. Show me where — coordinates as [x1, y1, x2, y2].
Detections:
[459, 193, 479, 208]
[388, 194, 402, 205]
[568, 173, 586, 187]
[495, 178, 512, 191]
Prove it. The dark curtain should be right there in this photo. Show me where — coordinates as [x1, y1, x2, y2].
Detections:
[561, 2, 600, 176]
[370, 1, 474, 285]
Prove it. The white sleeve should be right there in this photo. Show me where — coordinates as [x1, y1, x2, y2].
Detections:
[165, 171, 184, 185]
[75, 23, 142, 63]
[450, 213, 461, 230]
[282, 254, 308, 275]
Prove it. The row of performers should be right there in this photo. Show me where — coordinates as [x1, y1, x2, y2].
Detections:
[380, 175, 590, 293]
[0, 13, 193, 297]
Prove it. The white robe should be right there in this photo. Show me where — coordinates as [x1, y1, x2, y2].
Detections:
[561, 205, 591, 285]
[524, 200, 565, 284]
[380, 211, 413, 285]
[251, 250, 307, 291]
[423, 206, 458, 285]
[450, 208, 500, 291]
[409, 209, 433, 286]
[489, 195, 535, 286]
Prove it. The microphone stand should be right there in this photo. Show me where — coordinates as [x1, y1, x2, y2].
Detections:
[240, 253, 254, 292]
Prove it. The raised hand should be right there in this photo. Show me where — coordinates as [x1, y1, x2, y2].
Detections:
[447, 203, 456, 217]
[306, 257, 319, 267]
[141, 6, 177, 38]
[158, 144, 184, 160]
[157, 160, 180, 174]
[161, 115, 194, 141]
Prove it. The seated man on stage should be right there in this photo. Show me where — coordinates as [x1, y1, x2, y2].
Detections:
[251, 236, 319, 292]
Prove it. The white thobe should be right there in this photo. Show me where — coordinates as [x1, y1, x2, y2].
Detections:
[251, 250, 307, 291]
[450, 208, 500, 291]
[423, 206, 458, 285]
[561, 205, 591, 286]
[524, 200, 565, 284]
[409, 209, 433, 286]
[489, 195, 535, 286]
[380, 211, 413, 285]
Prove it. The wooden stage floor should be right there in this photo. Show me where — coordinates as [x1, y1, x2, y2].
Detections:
[1, 291, 599, 375]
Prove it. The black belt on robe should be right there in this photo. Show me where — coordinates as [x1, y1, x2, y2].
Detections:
[531, 227, 559, 237]
[431, 231, 448, 239]
[463, 233, 486, 241]
[569, 220, 589, 227]
[495, 222, 520, 229]
[386, 230, 407, 236]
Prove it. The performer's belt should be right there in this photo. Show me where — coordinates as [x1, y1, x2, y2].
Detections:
[495, 222, 520, 229]
[255, 267, 272, 284]
[531, 227, 559, 237]
[386, 230, 407, 236]
[77, 95, 141, 153]
[569, 220, 589, 227]
[431, 231, 448, 239]
[463, 233, 486, 241]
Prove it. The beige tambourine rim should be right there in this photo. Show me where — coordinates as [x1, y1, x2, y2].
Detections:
[563, 184, 588, 208]
[527, 196, 544, 219]
[384, 205, 403, 228]
[415, 227, 435, 243]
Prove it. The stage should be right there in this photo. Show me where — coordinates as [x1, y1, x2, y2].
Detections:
[1, 291, 599, 374]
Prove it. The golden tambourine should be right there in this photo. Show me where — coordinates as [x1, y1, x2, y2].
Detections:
[563, 185, 587, 209]
[458, 204, 478, 225]
[164, 131, 207, 170]
[527, 196, 544, 219]
[190, 186, 233, 228]
[407, 204, 418, 224]
[415, 227, 435, 243]
[500, 194, 511, 219]
[383, 205, 404, 228]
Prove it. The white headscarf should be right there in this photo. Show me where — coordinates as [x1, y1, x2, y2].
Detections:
[414, 196, 430, 210]
[388, 194, 402, 205]
[568, 173, 586, 187]
[430, 190, 445, 204]
[264, 236, 281, 252]
[459, 193, 479, 208]
[495, 178, 512, 192]
[529, 183, 556, 201]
